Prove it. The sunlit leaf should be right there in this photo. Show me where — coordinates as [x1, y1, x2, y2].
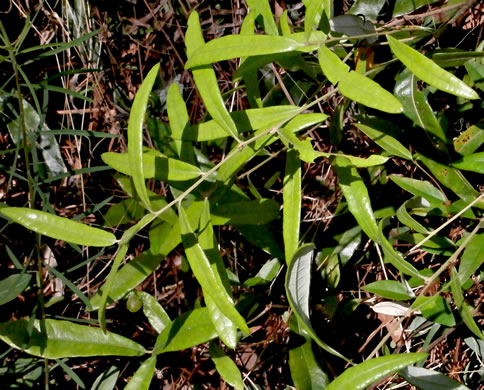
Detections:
[0, 208, 116, 247]
[0, 274, 32, 305]
[128, 63, 160, 210]
[305, 0, 326, 41]
[390, 176, 446, 207]
[0, 319, 146, 358]
[458, 233, 484, 285]
[363, 280, 414, 301]
[453, 120, 484, 156]
[246, 0, 278, 35]
[283, 148, 301, 263]
[451, 152, 484, 174]
[413, 295, 456, 327]
[325, 353, 427, 390]
[387, 35, 479, 99]
[209, 342, 244, 390]
[124, 357, 157, 390]
[393, 0, 440, 17]
[140, 292, 171, 334]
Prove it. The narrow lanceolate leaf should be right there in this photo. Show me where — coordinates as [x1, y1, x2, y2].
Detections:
[414, 153, 480, 204]
[209, 342, 244, 390]
[185, 35, 304, 69]
[379, 219, 422, 279]
[0, 208, 116, 247]
[451, 152, 484, 174]
[332, 157, 379, 242]
[451, 269, 484, 340]
[128, 63, 160, 210]
[246, 0, 278, 35]
[199, 199, 238, 349]
[458, 233, 484, 285]
[396, 198, 430, 234]
[0, 274, 32, 305]
[179, 205, 249, 334]
[0, 319, 146, 358]
[283, 149, 301, 264]
[140, 292, 171, 334]
[154, 308, 218, 354]
[394, 69, 447, 148]
[286, 244, 349, 361]
[318, 45, 403, 114]
[387, 35, 479, 99]
[389, 176, 447, 207]
[356, 122, 412, 160]
[363, 280, 414, 301]
[400, 365, 471, 390]
[186, 12, 239, 140]
[166, 83, 195, 163]
[325, 353, 427, 390]
[305, 0, 326, 41]
[102, 151, 201, 181]
[454, 120, 484, 155]
[124, 357, 157, 390]
[99, 245, 129, 332]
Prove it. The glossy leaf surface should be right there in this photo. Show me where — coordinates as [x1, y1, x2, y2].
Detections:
[0, 208, 116, 247]
[209, 342, 244, 390]
[185, 35, 304, 69]
[0, 319, 146, 358]
[305, 0, 326, 41]
[325, 353, 427, 390]
[128, 63, 160, 210]
[124, 357, 157, 390]
[451, 152, 484, 174]
[400, 365, 470, 390]
[154, 308, 218, 354]
[363, 280, 414, 301]
[356, 122, 412, 160]
[102, 151, 201, 181]
[140, 292, 171, 334]
[388, 35, 479, 99]
[458, 233, 484, 285]
[246, 0, 278, 35]
[286, 244, 348, 360]
[179, 205, 249, 334]
[390, 176, 446, 207]
[454, 120, 484, 156]
[318, 45, 403, 113]
[413, 295, 456, 326]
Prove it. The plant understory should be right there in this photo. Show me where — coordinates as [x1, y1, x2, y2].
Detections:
[0, 0, 483, 389]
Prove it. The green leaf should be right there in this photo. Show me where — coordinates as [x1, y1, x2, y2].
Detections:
[166, 83, 196, 163]
[0, 319, 146, 358]
[99, 245, 128, 332]
[199, 199, 238, 349]
[0, 208, 116, 247]
[211, 199, 279, 225]
[390, 176, 446, 207]
[89, 251, 165, 311]
[128, 63, 160, 210]
[279, 127, 389, 167]
[285, 244, 349, 361]
[363, 280, 414, 301]
[244, 259, 281, 287]
[186, 12, 240, 140]
[332, 156, 379, 242]
[185, 35, 304, 69]
[92, 365, 119, 390]
[458, 233, 484, 285]
[102, 151, 201, 181]
[379, 219, 423, 278]
[399, 365, 470, 390]
[283, 149, 301, 263]
[451, 152, 484, 174]
[179, 205, 249, 334]
[209, 342, 244, 390]
[465, 59, 484, 91]
[396, 197, 430, 234]
[153, 308, 218, 354]
[453, 120, 484, 156]
[140, 292, 171, 334]
[104, 198, 146, 227]
[356, 122, 412, 160]
[394, 69, 448, 147]
[393, 0, 440, 17]
[413, 295, 456, 327]
[451, 268, 484, 340]
[387, 35, 479, 99]
[415, 153, 480, 205]
[318, 45, 403, 114]
[124, 356, 157, 390]
[325, 353, 427, 390]
[246, 0, 278, 35]
[0, 274, 32, 305]
[432, 50, 484, 68]
[330, 15, 377, 43]
[349, 0, 386, 20]
[305, 0, 326, 41]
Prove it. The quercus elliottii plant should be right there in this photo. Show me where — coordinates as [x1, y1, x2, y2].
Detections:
[0, 1, 483, 388]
